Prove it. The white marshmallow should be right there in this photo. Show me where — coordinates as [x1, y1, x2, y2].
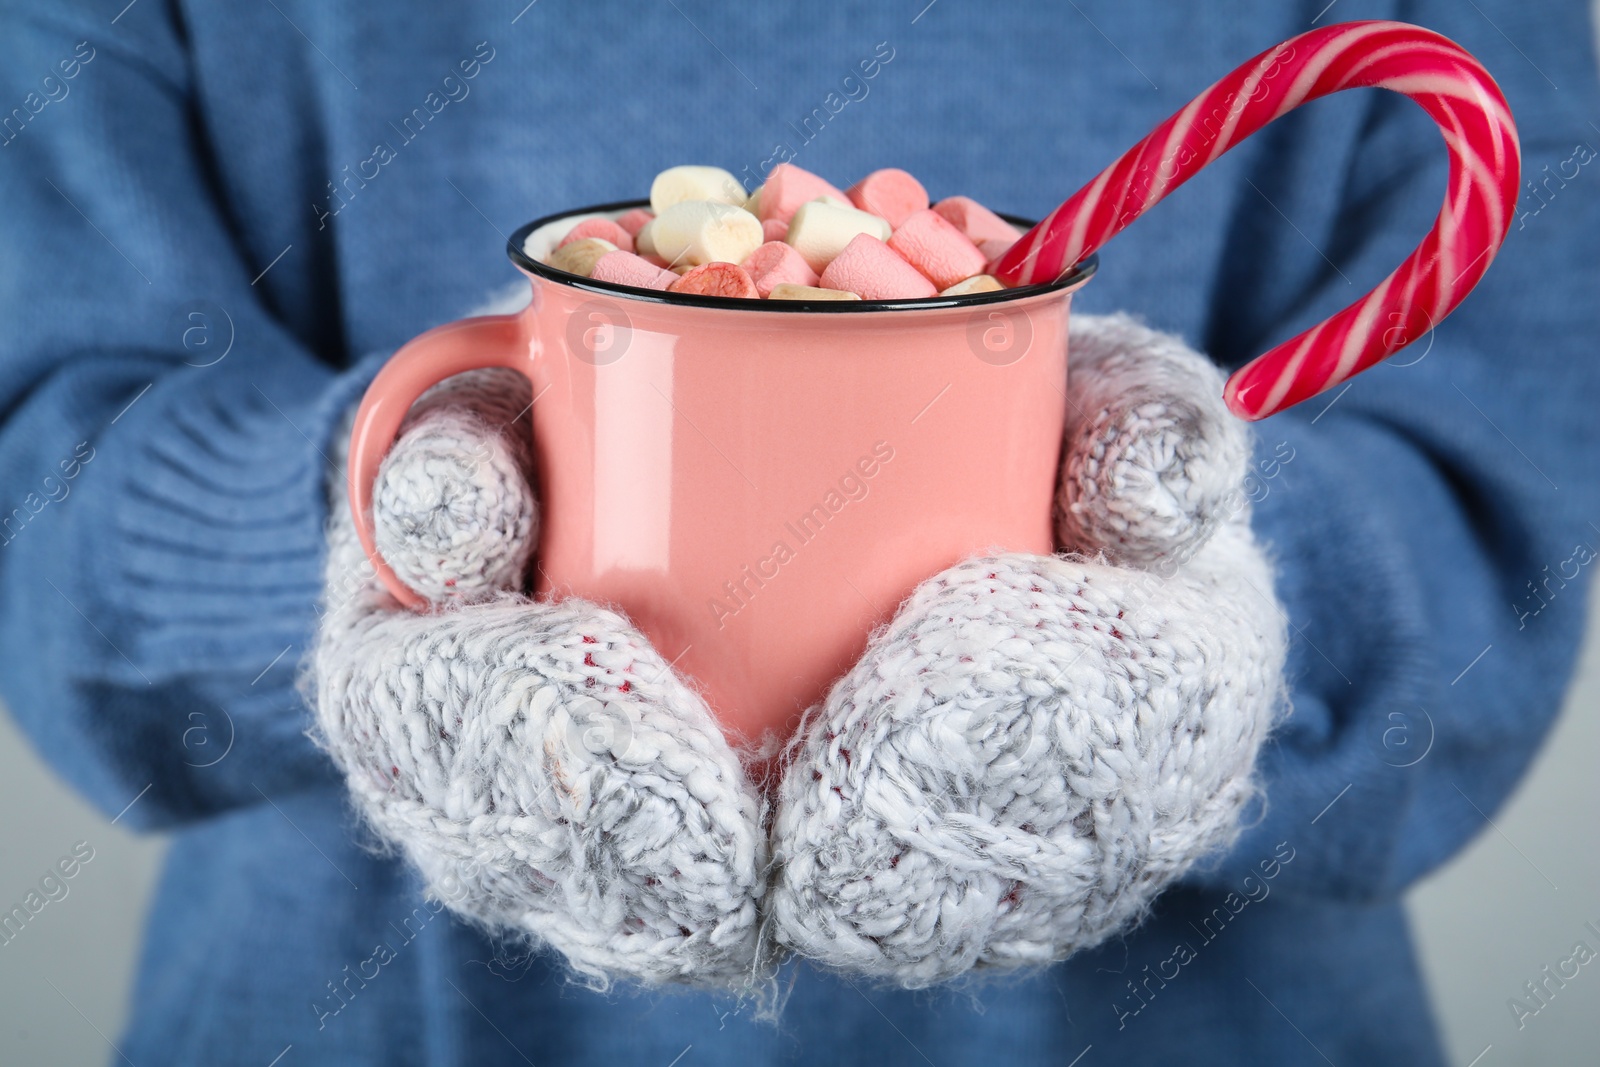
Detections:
[545, 237, 617, 277]
[768, 283, 862, 301]
[649, 201, 763, 269]
[784, 201, 892, 272]
[940, 274, 1005, 296]
[649, 165, 747, 214]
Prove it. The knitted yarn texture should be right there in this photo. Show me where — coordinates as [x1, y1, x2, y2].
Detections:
[369, 369, 540, 601]
[768, 315, 1287, 985]
[308, 371, 769, 989]
[1056, 314, 1253, 567]
[307, 313, 1288, 991]
[768, 526, 1286, 985]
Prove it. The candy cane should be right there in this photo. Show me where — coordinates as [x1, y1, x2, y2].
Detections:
[993, 21, 1520, 421]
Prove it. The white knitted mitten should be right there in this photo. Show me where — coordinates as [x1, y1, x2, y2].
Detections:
[768, 314, 1290, 987]
[307, 369, 767, 989]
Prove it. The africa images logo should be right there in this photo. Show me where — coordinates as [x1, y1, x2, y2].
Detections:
[966, 304, 1034, 366]
[566, 300, 633, 366]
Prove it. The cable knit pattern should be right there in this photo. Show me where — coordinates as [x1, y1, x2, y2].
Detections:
[769, 520, 1287, 986]
[1057, 313, 1250, 567]
[307, 392, 769, 990]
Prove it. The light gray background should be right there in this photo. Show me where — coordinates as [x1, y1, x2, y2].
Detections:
[2, 12, 1598, 1067]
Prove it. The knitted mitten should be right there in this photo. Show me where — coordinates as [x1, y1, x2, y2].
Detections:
[307, 368, 767, 989]
[768, 314, 1290, 987]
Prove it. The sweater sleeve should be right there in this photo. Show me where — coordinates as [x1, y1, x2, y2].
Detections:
[1185, 0, 1600, 900]
[0, 9, 378, 827]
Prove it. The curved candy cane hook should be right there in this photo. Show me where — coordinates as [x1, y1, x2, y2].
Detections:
[994, 21, 1520, 420]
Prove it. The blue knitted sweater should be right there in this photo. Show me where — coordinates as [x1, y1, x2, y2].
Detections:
[1, 1, 1597, 1063]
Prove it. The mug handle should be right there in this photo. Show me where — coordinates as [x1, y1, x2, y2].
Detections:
[993, 20, 1521, 420]
[346, 313, 533, 610]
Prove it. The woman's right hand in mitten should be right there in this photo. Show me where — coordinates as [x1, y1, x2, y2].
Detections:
[308, 369, 767, 989]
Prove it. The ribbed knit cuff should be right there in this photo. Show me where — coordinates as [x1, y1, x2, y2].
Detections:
[101, 352, 384, 664]
[62, 346, 395, 820]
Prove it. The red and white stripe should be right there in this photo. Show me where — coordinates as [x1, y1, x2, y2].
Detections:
[994, 21, 1520, 421]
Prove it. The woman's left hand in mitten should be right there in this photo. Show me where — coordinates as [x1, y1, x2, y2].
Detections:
[768, 313, 1291, 987]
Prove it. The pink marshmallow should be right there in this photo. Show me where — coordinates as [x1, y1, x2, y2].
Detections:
[615, 209, 655, 237]
[847, 168, 929, 229]
[932, 196, 1022, 244]
[668, 261, 760, 299]
[560, 217, 635, 253]
[590, 250, 678, 291]
[818, 234, 939, 300]
[762, 217, 789, 243]
[978, 236, 1018, 262]
[741, 241, 819, 297]
[759, 163, 851, 224]
[887, 209, 989, 290]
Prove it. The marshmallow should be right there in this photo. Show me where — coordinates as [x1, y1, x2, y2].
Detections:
[545, 167, 1019, 299]
[667, 262, 760, 299]
[590, 250, 679, 291]
[649, 200, 764, 268]
[978, 236, 1018, 264]
[559, 217, 635, 254]
[932, 196, 1023, 244]
[636, 219, 658, 255]
[847, 168, 930, 229]
[887, 209, 989, 290]
[742, 241, 819, 297]
[768, 283, 862, 301]
[759, 163, 851, 224]
[545, 237, 617, 277]
[785, 201, 893, 273]
[615, 208, 655, 238]
[818, 234, 939, 300]
[649, 165, 747, 214]
[940, 274, 1005, 296]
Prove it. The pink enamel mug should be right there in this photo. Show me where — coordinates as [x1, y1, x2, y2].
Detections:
[350, 20, 1520, 744]
[348, 203, 1095, 742]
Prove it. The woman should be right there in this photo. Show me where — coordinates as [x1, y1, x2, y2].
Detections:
[1, 1, 1595, 1062]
